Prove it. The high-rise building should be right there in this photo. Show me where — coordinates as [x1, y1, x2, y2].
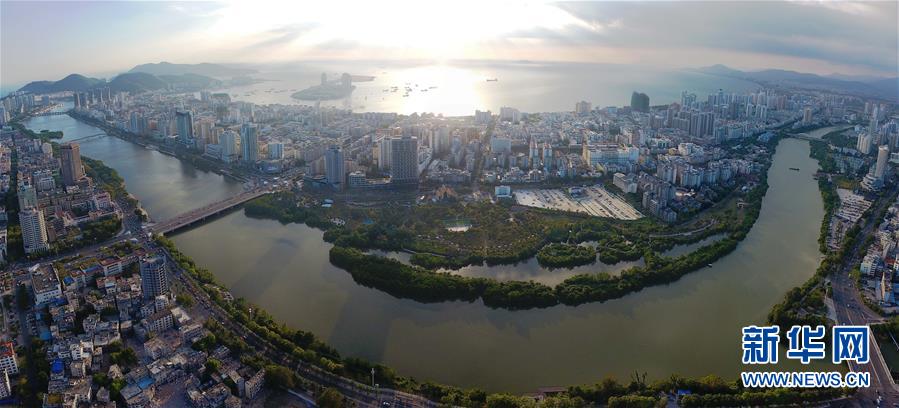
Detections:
[59, 142, 84, 186]
[325, 145, 345, 189]
[379, 137, 392, 170]
[220, 130, 239, 162]
[630, 92, 650, 112]
[0, 370, 9, 399]
[803, 107, 813, 124]
[857, 133, 872, 155]
[240, 123, 258, 163]
[19, 208, 49, 254]
[389, 136, 419, 184]
[176, 110, 194, 145]
[499, 107, 521, 123]
[876, 145, 890, 180]
[268, 142, 284, 160]
[140, 255, 169, 300]
[575, 101, 592, 115]
[17, 184, 37, 209]
[0, 342, 17, 376]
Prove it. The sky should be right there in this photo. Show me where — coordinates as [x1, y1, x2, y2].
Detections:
[1, 0, 897, 89]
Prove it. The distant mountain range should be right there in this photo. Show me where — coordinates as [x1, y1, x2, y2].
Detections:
[696, 64, 898, 102]
[128, 61, 255, 77]
[18, 71, 222, 94]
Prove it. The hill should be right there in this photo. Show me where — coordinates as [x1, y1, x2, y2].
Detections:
[129, 61, 255, 77]
[106, 72, 167, 93]
[17, 72, 221, 94]
[19, 74, 102, 94]
[695, 65, 898, 102]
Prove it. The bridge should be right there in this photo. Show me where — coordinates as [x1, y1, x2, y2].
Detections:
[150, 188, 272, 234]
[33, 109, 72, 117]
[67, 132, 107, 143]
[792, 133, 821, 142]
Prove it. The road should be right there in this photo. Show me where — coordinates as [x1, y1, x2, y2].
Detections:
[160, 243, 441, 408]
[831, 184, 899, 407]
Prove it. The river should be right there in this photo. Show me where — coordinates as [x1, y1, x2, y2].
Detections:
[23, 113, 835, 393]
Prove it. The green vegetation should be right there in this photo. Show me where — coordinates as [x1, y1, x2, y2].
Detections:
[159, 232, 849, 407]
[872, 318, 899, 378]
[9, 121, 63, 141]
[51, 217, 121, 253]
[536, 243, 596, 267]
[821, 128, 854, 149]
[82, 156, 136, 205]
[315, 388, 346, 408]
[239, 133, 775, 311]
[110, 346, 139, 368]
[15, 338, 50, 407]
[569, 374, 846, 408]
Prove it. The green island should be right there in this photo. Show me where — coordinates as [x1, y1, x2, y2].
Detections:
[291, 83, 356, 100]
[536, 243, 596, 268]
[242, 135, 774, 310]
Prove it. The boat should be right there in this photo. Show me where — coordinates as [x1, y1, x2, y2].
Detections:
[486, 78, 498, 82]
[707, 264, 713, 268]
[789, 167, 800, 171]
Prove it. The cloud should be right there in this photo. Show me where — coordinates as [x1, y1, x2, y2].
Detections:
[242, 23, 318, 51]
[505, 1, 899, 75]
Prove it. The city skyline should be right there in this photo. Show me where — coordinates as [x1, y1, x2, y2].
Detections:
[1, 1, 897, 91]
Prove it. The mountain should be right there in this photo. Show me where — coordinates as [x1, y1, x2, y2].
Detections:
[158, 73, 222, 89]
[129, 61, 255, 78]
[106, 72, 168, 93]
[695, 65, 898, 102]
[17, 71, 222, 94]
[18, 74, 102, 94]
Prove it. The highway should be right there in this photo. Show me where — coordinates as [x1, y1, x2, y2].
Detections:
[831, 184, 899, 407]
[159, 243, 441, 408]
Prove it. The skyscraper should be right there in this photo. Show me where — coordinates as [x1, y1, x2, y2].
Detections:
[140, 255, 169, 300]
[857, 133, 872, 155]
[176, 110, 194, 145]
[389, 136, 419, 184]
[575, 101, 592, 115]
[17, 184, 37, 209]
[325, 145, 345, 189]
[59, 143, 84, 186]
[268, 143, 284, 160]
[630, 92, 650, 112]
[19, 208, 49, 254]
[240, 123, 258, 163]
[220, 130, 238, 162]
[876, 145, 890, 180]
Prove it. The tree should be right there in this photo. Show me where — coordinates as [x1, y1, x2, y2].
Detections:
[176, 292, 195, 308]
[111, 347, 138, 368]
[485, 394, 537, 408]
[316, 388, 345, 408]
[264, 364, 295, 390]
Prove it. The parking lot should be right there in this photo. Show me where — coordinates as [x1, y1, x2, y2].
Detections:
[514, 186, 643, 220]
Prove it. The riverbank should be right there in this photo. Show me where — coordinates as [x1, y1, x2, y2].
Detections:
[24, 110, 835, 391]
[67, 111, 250, 183]
[241, 138, 772, 310]
[4, 124, 129, 261]
[158, 236, 851, 408]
